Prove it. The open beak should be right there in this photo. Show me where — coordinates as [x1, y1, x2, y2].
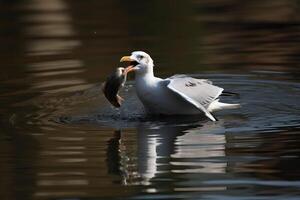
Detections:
[120, 55, 138, 75]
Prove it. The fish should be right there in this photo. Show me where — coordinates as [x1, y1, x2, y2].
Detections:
[102, 66, 134, 107]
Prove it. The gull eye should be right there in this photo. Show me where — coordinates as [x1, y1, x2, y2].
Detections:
[138, 55, 144, 60]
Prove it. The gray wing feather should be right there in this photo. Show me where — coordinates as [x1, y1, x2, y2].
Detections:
[169, 75, 213, 85]
[166, 76, 224, 121]
[168, 74, 189, 79]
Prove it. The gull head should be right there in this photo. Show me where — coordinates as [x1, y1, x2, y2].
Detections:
[120, 51, 154, 75]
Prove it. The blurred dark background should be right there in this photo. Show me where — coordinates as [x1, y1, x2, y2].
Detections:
[1, 0, 300, 85]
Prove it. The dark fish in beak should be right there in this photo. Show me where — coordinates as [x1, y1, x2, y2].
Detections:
[102, 66, 134, 107]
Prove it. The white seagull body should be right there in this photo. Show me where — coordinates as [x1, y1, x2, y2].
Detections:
[121, 51, 240, 121]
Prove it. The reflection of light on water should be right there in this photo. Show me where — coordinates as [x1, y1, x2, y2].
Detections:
[27, 39, 80, 56]
[28, 60, 83, 72]
[37, 179, 89, 186]
[144, 188, 158, 193]
[174, 186, 226, 192]
[171, 123, 227, 174]
[22, 0, 68, 11]
[23, 0, 89, 93]
[117, 121, 228, 186]
[138, 136, 161, 183]
[38, 172, 86, 176]
[174, 132, 225, 158]
[24, 0, 80, 56]
[40, 150, 84, 156]
[20, 1, 93, 198]
[22, 13, 72, 23]
[49, 136, 85, 141]
[34, 191, 87, 198]
[27, 58, 89, 93]
[26, 24, 75, 37]
[56, 158, 87, 163]
[29, 76, 93, 93]
[31, 79, 86, 88]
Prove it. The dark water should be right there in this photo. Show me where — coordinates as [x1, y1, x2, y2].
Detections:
[1, 0, 300, 199]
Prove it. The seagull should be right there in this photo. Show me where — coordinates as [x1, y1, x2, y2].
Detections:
[120, 51, 240, 121]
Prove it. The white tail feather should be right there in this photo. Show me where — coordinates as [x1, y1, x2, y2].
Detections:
[207, 99, 240, 112]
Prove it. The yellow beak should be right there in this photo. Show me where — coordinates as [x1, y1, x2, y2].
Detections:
[120, 56, 134, 62]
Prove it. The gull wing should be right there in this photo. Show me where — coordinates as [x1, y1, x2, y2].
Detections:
[168, 74, 213, 85]
[166, 76, 224, 121]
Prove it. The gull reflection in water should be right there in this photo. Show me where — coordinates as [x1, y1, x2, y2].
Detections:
[106, 116, 227, 186]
